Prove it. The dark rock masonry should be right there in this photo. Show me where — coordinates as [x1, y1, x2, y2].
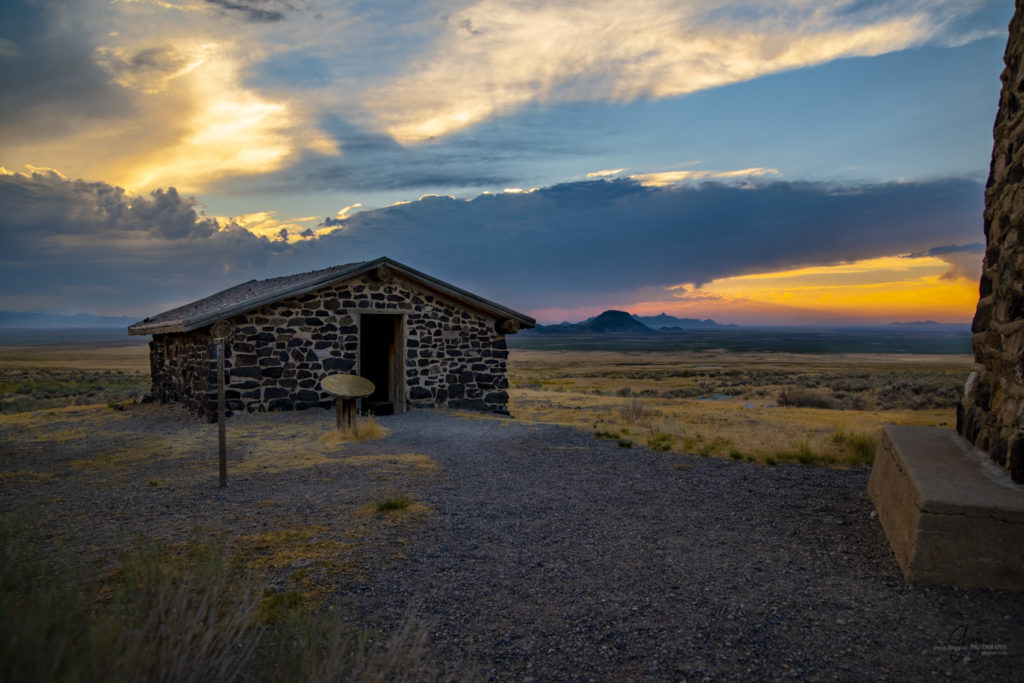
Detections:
[958, 1, 1024, 482]
[148, 273, 511, 421]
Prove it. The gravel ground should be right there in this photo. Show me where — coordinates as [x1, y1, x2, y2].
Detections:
[2, 406, 1022, 680]
[338, 411, 1024, 681]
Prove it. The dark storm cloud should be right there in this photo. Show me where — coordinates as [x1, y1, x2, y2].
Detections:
[0, 169, 219, 242]
[301, 178, 985, 309]
[0, 169, 285, 313]
[913, 243, 985, 256]
[0, 170, 984, 315]
[205, 0, 291, 23]
[0, 1, 130, 144]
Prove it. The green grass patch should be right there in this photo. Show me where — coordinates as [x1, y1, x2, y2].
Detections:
[831, 429, 878, 465]
[373, 497, 412, 513]
[647, 433, 673, 451]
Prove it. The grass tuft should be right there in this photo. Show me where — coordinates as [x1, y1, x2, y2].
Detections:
[619, 398, 655, 424]
[373, 497, 412, 513]
[319, 415, 389, 443]
[647, 433, 673, 451]
[0, 516, 431, 683]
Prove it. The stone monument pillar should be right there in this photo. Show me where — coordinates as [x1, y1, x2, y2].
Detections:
[958, 4, 1024, 484]
[868, 6, 1024, 592]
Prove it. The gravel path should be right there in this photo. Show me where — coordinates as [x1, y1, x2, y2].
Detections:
[337, 411, 1024, 681]
[2, 405, 1021, 680]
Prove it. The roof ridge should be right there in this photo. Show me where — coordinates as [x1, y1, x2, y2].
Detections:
[128, 257, 535, 335]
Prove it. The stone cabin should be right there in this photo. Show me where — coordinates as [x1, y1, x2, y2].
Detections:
[128, 257, 535, 420]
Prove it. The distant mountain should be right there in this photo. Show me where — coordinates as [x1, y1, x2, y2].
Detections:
[0, 311, 134, 329]
[887, 321, 967, 328]
[526, 309, 656, 335]
[632, 313, 736, 329]
[574, 310, 656, 334]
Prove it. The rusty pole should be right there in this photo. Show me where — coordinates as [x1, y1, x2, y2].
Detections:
[217, 338, 226, 488]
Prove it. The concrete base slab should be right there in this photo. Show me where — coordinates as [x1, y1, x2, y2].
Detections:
[868, 425, 1024, 591]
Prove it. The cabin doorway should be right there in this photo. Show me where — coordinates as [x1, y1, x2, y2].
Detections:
[359, 314, 404, 415]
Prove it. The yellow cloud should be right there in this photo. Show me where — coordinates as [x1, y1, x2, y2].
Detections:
[365, 0, 938, 144]
[108, 44, 338, 192]
[586, 168, 626, 178]
[218, 211, 319, 243]
[631, 167, 779, 187]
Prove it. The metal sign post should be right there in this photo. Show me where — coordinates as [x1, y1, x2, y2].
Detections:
[210, 320, 233, 488]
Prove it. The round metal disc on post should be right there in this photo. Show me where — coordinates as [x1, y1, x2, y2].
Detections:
[210, 319, 233, 339]
[322, 374, 375, 399]
[322, 374, 375, 431]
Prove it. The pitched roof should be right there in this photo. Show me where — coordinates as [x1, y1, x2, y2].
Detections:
[128, 257, 535, 335]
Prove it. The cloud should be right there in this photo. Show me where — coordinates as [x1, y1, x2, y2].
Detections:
[0, 0, 338, 194]
[0, 166, 285, 313]
[363, 0, 979, 143]
[96, 43, 211, 93]
[0, 166, 220, 242]
[0, 167, 985, 317]
[910, 243, 985, 282]
[306, 177, 984, 309]
[586, 169, 626, 179]
[204, 0, 292, 23]
[630, 167, 779, 187]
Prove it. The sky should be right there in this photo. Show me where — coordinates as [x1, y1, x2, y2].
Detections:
[0, 0, 1014, 325]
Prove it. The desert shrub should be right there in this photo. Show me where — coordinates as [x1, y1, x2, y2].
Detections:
[876, 380, 960, 410]
[647, 433, 673, 451]
[728, 449, 744, 460]
[0, 369, 149, 414]
[777, 387, 836, 409]
[661, 388, 702, 399]
[831, 430, 878, 464]
[615, 386, 634, 397]
[619, 398, 654, 424]
[688, 436, 731, 457]
[617, 438, 633, 448]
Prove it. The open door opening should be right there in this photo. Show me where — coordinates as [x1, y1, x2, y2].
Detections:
[360, 314, 404, 415]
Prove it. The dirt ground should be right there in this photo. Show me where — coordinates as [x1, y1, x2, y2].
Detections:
[0, 402, 438, 606]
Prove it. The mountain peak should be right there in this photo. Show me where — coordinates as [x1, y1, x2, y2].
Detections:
[576, 310, 654, 334]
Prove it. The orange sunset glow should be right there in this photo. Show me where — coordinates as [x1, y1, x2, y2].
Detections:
[531, 254, 980, 325]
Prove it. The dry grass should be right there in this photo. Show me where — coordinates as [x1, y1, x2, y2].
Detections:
[508, 349, 969, 466]
[318, 415, 390, 443]
[0, 344, 150, 371]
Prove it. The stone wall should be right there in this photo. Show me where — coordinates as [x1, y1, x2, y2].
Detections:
[149, 273, 511, 420]
[957, 2, 1024, 482]
[149, 330, 212, 415]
